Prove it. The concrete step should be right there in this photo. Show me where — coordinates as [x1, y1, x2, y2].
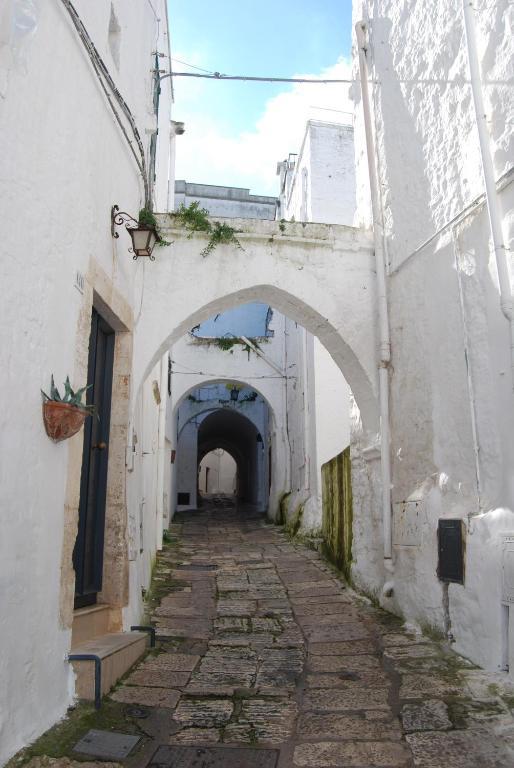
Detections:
[71, 631, 147, 700]
[71, 604, 117, 648]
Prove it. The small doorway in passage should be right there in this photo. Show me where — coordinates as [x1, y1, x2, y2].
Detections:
[198, 448, 237, 497]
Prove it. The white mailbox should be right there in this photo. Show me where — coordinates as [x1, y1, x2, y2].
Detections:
[502, 535, 514, 604]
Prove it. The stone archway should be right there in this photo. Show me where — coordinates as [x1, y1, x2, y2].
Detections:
[131, 217, 377, 433]
[173, 382, 277, 514]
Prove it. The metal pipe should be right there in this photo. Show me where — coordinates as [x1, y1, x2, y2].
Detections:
[130, 625, 156, 647]
[453, 229, 483, 514]
[462, 0, 514, 390]
[155, 355, 168, 545]
[68, 654, 102, 710]
[355, 21, 393, 560]
[239, 335, 286, 377]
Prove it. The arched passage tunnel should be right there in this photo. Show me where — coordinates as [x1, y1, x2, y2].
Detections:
[174, 391, 271, 513]
[197, 409, 267, 508]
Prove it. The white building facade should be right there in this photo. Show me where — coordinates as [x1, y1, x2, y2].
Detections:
[0, 2, 176, 762]
[351, 0, 514, 672]
[276, 120, 356, 529]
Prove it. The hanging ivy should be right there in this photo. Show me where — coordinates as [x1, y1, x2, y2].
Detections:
[170, 201, 243, 258]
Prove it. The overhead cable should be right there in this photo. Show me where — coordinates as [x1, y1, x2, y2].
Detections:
[60, 0, 149, 204]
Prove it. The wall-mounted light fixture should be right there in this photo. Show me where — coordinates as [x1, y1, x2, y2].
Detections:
[230, 387, 240, 402]
[111, 204, 158, 260]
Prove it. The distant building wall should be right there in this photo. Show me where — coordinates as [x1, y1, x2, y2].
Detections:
[175, 180, 277, 220]
[275, 121, 355, 529]
[277, 121, 356, 225]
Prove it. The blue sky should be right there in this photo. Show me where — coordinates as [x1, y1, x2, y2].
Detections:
[167, 0, 354, 195]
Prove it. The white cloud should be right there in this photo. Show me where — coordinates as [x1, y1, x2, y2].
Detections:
[173, 58, 354, 196]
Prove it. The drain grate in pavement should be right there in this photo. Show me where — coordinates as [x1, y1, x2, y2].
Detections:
[73, 729, 140, 759]
[148, 745, 279, 768]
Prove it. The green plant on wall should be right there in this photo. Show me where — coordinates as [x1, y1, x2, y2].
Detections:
[200, 221, 243, 258]
[213, 336, 263, 354]
[41, 375, 95, 414]
[215, 337, 239, 352]
[170, 201, 243, 257]
[138, 207, 171, 247]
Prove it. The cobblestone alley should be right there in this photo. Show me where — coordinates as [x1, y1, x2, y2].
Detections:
[21, 505, 514, 768]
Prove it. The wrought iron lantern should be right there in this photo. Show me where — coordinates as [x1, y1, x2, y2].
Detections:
[230, 386, 240, 402]
[111, 204, 158, 260]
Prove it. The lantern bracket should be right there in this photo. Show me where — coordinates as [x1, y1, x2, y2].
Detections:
[111, 204, 157, 261]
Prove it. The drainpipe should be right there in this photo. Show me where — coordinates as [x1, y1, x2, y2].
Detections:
[355, 21, 393, 562]
[462, 0, 514, 390]
[301, 327, 312, 492]
[155, 355, 168, 547]
[240, 335, 286, 377]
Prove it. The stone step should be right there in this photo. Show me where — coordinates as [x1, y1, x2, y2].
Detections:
[71, 604, 120, 648]
[71, 631, 148, 700]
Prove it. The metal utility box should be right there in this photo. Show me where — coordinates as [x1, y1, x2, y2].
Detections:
[502, 535, 514, 604]
[438, 519, 464, 584]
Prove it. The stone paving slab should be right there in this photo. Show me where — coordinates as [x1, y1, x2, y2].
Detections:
[293, 740, 411, 767]
[124, 668, 191, 689]
[303, 686, 391, 711]
[406, 728, 512, 767]
[289, 594, 349, 606]
[172, 698, 234, 727]
[209, 633, 277, 648]
[401, 700, 452, 732]
[292, 603, 354, 618]
[307, 654, 381, 673]
[111, 686, 180, 708]
[169, 728, 221, 744]
[217, 599, 257, 616]
[305, 670, 389, 689]
[297, 711, 402, 740]
[303, 625, 373, 643]
[308, 640, 377, 656]
[384, 644, 441, 660]
[399, 673, 461, 699]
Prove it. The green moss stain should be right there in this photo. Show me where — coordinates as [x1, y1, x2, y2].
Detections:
[321, 446, 353, 580]
[285, 503, 304, 537]
[6, 700, 143, 766]
[277, 491, 291, 526]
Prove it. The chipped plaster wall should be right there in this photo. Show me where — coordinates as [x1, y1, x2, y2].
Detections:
[0, 1, 173, 761]
[352, 0, 514, 670]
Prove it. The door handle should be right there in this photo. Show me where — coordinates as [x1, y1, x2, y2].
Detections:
[92, 442, 107, 450]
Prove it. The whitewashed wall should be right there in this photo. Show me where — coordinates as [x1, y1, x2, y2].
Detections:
[125, 355, 172, 626]
[352, 0, 514, 671]
[0, 1, 173, 762]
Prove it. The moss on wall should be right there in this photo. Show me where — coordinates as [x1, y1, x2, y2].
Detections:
[321, 446, 353, 579]
[277, 491, 291, 526]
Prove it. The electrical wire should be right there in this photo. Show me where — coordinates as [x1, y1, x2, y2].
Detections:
[171, 57, 216, 74]
[162, 71, 353, 84]
[60, 0, 150, 204]
[164, 71, 513, 86]
[170, 360, 295, 380]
